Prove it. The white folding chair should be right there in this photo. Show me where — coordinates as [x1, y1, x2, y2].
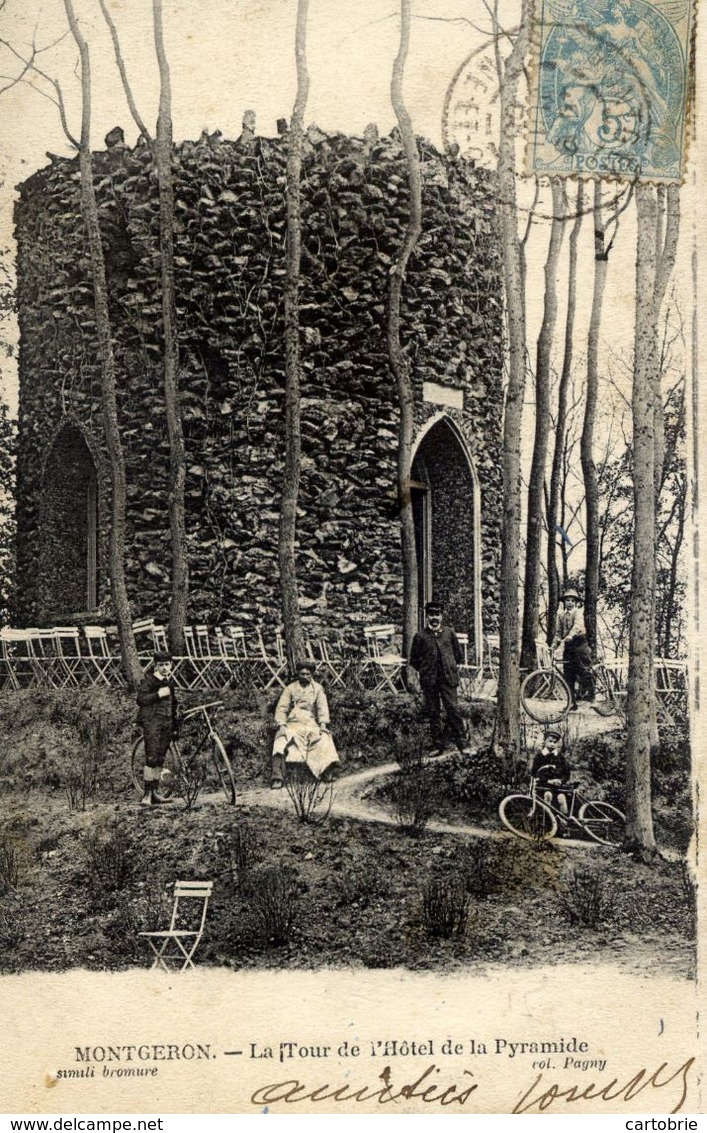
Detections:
[655, 658, 688, 727]
[84, 625, 122, 686]
[52, 627, 87, 687]
[361, 624, 406, 693]
[313, 635, 348, 689]
[138, 880, 213, 973]
[0, 628, 33, 689]
[26, 628, 60, 688]
[183, 625, 223, 690]
[255, 627, 288, 690]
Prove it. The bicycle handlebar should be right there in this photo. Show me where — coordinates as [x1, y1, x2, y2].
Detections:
[181, 700, 224, 720]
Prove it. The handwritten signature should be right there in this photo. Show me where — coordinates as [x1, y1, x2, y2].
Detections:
[250, 1058, 695, 1112]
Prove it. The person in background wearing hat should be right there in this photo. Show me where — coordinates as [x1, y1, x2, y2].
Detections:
[270, 660, 340, 789]
[409, 601, 471, 756]
[552, 587, 595, 711]
[531, 729, 571, 815]
[136, 651, 179, 806]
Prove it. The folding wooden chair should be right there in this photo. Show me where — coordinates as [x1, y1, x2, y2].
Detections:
[138, 880, 213, 972]
[183, 625, 223, 690]
[313, 635, 348, 689]
[215, 625, 250, 688]
[0, 628, 33, 689]
[361, 624, 406, 693]
[133, 618, 158, 662]
[84, 625, 122, 686]
[255, 627, 288, 690]
[52, 627, 87, 687]
[26, 628, 60, 688]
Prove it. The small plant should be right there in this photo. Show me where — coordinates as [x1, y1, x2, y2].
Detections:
[250, 866, 299, 946]
[0, 835, 22, 892]
[62, 748, 100, 811]
[82, 821, 137, 905]
[421, 877, 470, 939]
[176, 757, 206, 811]
[391, 762, 432, 837]
[214, 824, 259, 889]
[557, 865, 611, 928]
[335, 860, 390, 909]
[285, 767, 333, 824]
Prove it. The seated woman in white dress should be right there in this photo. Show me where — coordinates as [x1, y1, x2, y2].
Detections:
[270, 660, 340, 789]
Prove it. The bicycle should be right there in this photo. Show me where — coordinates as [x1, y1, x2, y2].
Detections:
[131, 700, 236, 805]
[498, 777, 625, 845]
[520, 649, 626, 724]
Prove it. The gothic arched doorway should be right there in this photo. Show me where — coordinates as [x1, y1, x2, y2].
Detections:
[411, 417, 481, 660]
[41, 425, 99, 618]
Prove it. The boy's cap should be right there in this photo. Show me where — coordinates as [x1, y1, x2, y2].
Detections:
[154, 650, 172, 663]
[425, 602, 443, 615]
[544, 729, 562, 741]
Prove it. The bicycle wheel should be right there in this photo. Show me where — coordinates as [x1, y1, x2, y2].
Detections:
[209, 733, 237, 805]
[130, 737, 180, 798]
[499, 794, 558, 840]
[521, 668, 572, 724]
[578, 800, 625, 846]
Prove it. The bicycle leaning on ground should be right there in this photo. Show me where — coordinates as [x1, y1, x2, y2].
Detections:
[499, 776, 625, 845]
[131, 700, 236, 805]
[520, 649, 626, 725]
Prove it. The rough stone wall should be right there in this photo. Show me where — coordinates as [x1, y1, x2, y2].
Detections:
[14, 125, 504, 641]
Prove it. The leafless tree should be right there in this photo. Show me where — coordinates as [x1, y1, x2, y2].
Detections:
[279, 0, 309, 667]
[99, 0, 189, 655]
[389, 0, 423, 660]
[0, 4, 142, 684]
[493, 0, 530, 755]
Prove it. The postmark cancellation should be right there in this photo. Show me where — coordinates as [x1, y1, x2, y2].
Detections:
[527, 0, 694, 182]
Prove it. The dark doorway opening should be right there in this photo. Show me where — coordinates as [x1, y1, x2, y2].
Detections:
[411, 418, 479, 658]
[41, 426, 98, 618]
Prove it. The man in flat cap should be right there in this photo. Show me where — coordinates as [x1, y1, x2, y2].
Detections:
[552, 587, 595, 710]
[136, 650, 178, 805]
[270, 660, 340, 788]
[409, 601, 470, 756]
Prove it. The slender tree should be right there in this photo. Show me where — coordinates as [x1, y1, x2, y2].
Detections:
[493, 0, 530, 754]
[388, 0, 422, 660]
[99, 0, 189, 655]
[61, 0, 142, 686]
[546, 182, 584, 642]
[625, 183, 660, 858]
[520, 177, 565, 671]
[278, 0, 309, 667]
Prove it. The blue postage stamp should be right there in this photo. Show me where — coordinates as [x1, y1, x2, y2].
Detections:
[527, 0, 694, 182]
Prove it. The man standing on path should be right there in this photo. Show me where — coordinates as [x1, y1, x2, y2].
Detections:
[409, 601, 471, 756]
[552, 587, 595, 710]
[136, 651, 178, 805]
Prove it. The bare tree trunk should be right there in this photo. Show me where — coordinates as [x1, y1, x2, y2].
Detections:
[153, 0, 188, 655]
[581, 182, 608, 659]
[279, 0, 309, 668]
[495, 0, 530, 754]
[100, 0, 189, 653]
[143, 0, 189, 654]
[389, 0, 422, 660]
[63, 0, 141, 688]
[626, 183, 659, 859]
[521, 178, 565, 671]
[547, 183, 583, 642]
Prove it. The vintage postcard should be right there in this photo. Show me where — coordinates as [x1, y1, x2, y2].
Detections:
[0, 0, 703, 1117]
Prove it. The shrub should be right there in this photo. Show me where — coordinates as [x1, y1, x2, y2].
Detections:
[62, 748, 100, 811]
[250, 866, 299, 946]
[176, 757, 206, 811]
[391, 763, 432, 837]
[285, 767, 333, 824]
[335, 860, 390, 909]
[462, 839, 525, 898]
[421, 877, 470, 939]
[0, 835, 22, 892]
[215, 824, 260, 890]
[557, 865, 611, 929]
[82, 820, 137, 905]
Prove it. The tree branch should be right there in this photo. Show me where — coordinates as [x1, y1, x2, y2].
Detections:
[98, 0, 153, 144]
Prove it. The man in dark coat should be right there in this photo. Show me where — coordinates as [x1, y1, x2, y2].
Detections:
[136, 650, 178, 805]
[409, 601, 470, 756]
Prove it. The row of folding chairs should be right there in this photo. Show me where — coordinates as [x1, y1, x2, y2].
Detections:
[0, 620, 501, 697]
